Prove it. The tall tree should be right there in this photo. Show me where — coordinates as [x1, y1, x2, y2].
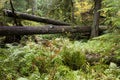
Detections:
[91, 0, 102, 38]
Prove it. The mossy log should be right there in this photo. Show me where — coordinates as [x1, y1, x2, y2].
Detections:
[0, 26, 90, 36]
[3, 10, 70, 26]
[86, 54, 120, 66]
[0, 25, 107, 36]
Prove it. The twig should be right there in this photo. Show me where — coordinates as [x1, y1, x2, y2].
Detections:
[10, 0, 18, 25]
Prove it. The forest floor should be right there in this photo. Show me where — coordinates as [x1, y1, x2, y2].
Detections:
[0, 30, 120, 80]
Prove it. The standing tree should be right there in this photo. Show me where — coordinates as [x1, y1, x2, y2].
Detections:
[91, 0, 102, 38]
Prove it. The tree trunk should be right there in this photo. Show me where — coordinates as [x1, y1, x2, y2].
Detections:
[3, 10, 70, 26]
[91, 0, 102, 38]
[0, 26, 91, 36]
[86, 53, 120, 66]
[0, 25, 106, 36]
[4, 0, 22, 43]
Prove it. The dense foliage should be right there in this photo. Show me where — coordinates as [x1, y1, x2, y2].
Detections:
[1, 0, 120, 26]
[0, 0, 120, 80]
[0, 30, 120, 80]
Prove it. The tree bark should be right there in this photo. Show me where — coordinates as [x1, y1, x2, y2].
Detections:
[86, 53, 120, 66]
[5, 0, 22, 43]
[91, 0, 102, 38]
[3, 10, 70, 26]
[0, 26, 91, 36]
[0, 25, 106, 36]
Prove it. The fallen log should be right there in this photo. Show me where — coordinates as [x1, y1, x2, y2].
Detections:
[64, 53, 120, 70]
[0, 26, 92, 36]
[86, 54, 120, 66]
[3, 10, 70, 26]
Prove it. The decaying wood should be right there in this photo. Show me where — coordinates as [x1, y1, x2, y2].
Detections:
[3, 10, 70, 26]
[86, 53, 120, 65]
[5, 0, 22, 43]
[0, 26, 92, 36]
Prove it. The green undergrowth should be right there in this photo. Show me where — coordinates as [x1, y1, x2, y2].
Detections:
[0, 31, 120, 80]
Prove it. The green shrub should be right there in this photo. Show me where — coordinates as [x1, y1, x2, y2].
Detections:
[61, 42, 86, 70]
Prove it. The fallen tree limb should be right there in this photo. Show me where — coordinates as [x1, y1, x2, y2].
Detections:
[0, 26, 92, 36]
[63, 52, 120, 70]
[86, 54, 120, 66]
[3, 10, 70, 26]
